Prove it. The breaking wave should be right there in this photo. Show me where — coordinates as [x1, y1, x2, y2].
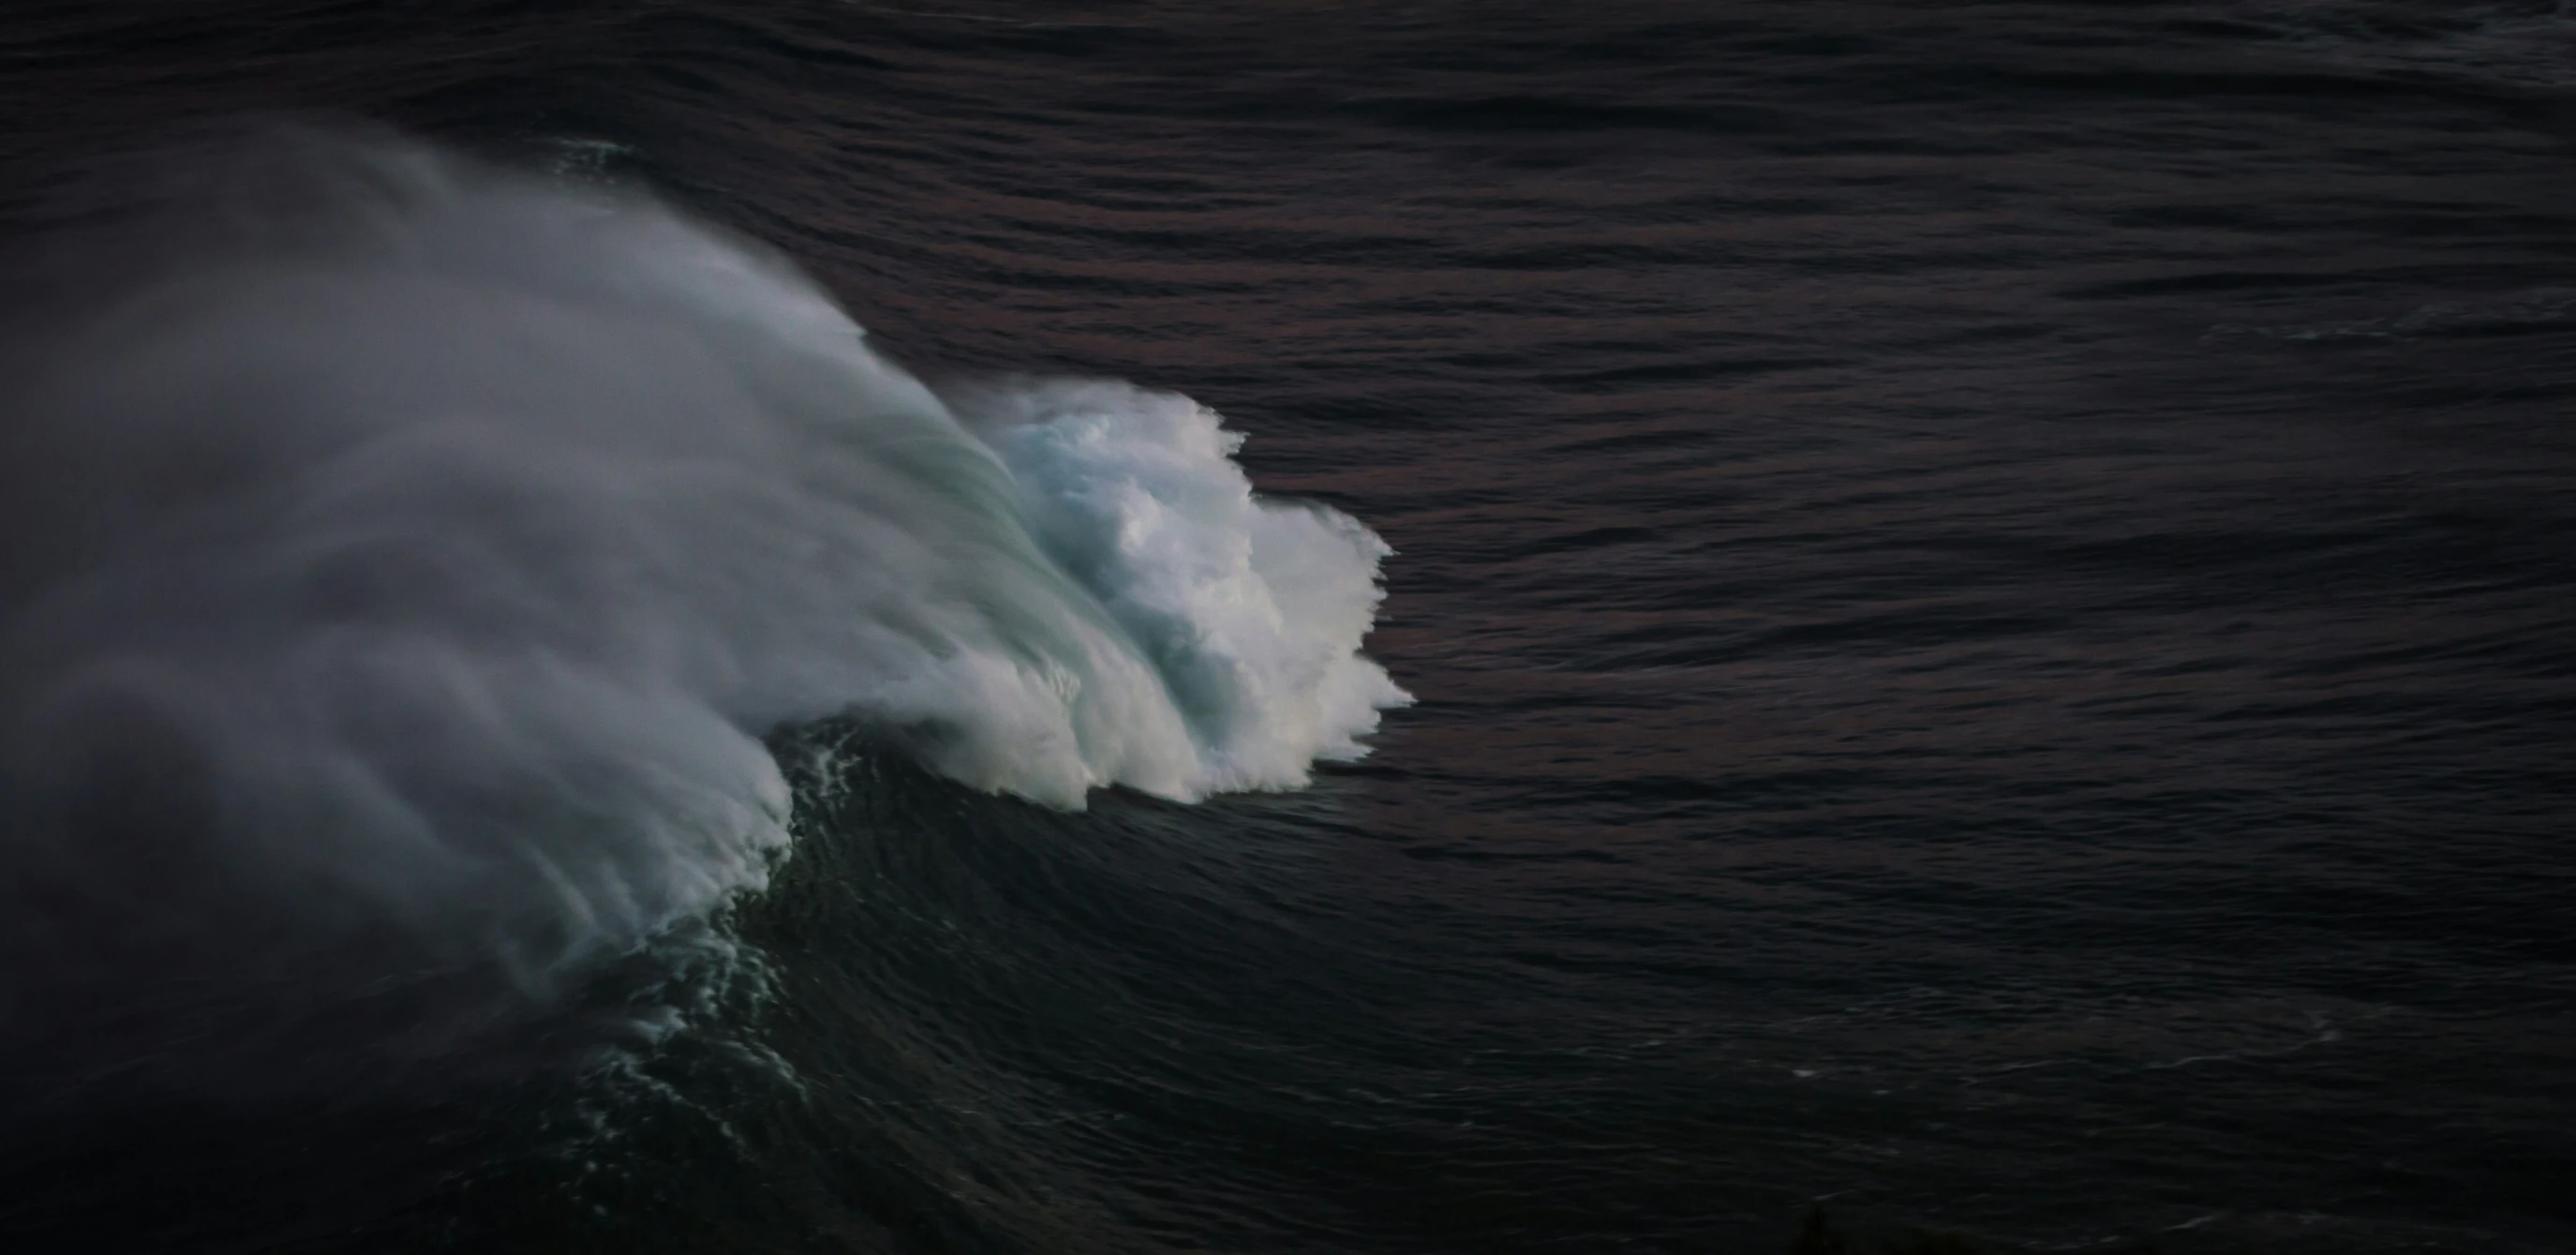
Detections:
[0, 127, 1407, 1102]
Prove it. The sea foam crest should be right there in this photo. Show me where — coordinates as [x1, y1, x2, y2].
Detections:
[0, 127, 1407, 1098]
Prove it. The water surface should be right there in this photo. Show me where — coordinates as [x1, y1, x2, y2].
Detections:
[1, 3, 2571, 1252]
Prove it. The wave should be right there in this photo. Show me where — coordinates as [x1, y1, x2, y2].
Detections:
[2233, 0, 2576, 91]
[0, 125, 1407, 1103]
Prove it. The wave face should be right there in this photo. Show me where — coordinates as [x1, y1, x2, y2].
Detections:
[0, 127, 1407, 1101]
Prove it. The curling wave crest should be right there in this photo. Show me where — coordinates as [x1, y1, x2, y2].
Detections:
[0, 129, 1407, 1098]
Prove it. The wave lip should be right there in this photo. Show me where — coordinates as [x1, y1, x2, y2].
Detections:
[0, 126, 1407, 1101]
[967, 378, 1411, 799]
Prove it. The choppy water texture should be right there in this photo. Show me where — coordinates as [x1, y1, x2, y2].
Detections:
[2, 2, 2573, 1252]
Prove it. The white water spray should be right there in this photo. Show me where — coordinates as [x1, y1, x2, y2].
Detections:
[0, 127, 1407, 1100]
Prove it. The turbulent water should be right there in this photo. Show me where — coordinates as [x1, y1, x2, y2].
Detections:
[0, 130, 1406, 1108]
[0, 2, 2570, 1253]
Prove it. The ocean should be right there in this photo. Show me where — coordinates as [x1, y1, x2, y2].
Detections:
[0, 3, 2570, 1252]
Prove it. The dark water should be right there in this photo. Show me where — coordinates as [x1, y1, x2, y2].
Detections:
[4, 2, 2575, 1251]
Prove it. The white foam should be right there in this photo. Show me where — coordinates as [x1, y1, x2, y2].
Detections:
[0, 127, 1407, 1095]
